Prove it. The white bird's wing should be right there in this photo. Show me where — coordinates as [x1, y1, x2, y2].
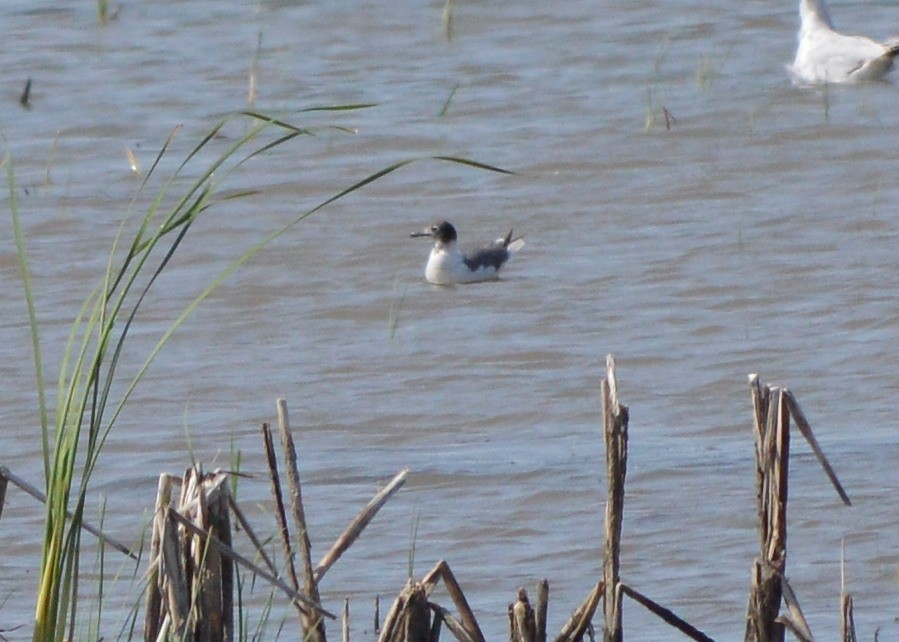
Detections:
[793, 28, 894, 83]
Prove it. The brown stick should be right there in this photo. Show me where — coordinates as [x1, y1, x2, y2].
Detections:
[216, 480, 235, 642]
[744, 381, 789, 642]
[783, 391, 851, 506]
[261, 423, 301, 595]
[619, 584, 716, 642]
[143, 474, 172, 642]
[162, 507, 190, 639]
[602, 355, 628, 642]
[419, 561, 486, 642]
[277, 398, 327, 642]
[167, 508, 335, 618]
[226, 492, 277, 577]
[377, 580, 410, 642]
[196, 483, 224, 642]
[509, 588, 536, 642]
[404, 582, 432, 642]
[315, 468, 409, 583]
[431, 603, 477, 642]
[841, 593, 856, 642]
[553, 581, 602, 642]
[0, 465, 136, 559]
[375, 595, 381, 634]
[0, 469, 8, 524]
[343, 597, 350, 642]
[778, 574, 813, 642]
[535, 579, 549, 642]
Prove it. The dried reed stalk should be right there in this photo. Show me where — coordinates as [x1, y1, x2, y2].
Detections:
[0, 470, 8, 523]
[143, 474, 174, 642]
[601, 355, 628, 642]
[619, 584, 715, 642]
[278, 398, 327, 642]
[745, 378, 788, 642]
[379, 561, 485, 642]
[509, 588, 536, 642]
[315, 468, 409, 583]
[778, 574, 812, 642]
[421, 560, 486, 642]
[262, 421, 304, 630]
[167, 501, 334, 616]
[553, 581, 602, 642]
[431, 603, 476, 642]
[535, 580, 549, 642]
[343, 597, 350, 642]
[841, 593, 855, 642]
[0, 465, 136, 559]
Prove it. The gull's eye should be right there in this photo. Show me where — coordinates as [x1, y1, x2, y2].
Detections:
[431, 225, 439, 233]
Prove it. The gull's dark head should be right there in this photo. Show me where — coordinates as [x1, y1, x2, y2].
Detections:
[410, 221, 457, 244]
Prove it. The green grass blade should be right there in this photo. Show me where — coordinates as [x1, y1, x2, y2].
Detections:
[7, 155, 49, 478]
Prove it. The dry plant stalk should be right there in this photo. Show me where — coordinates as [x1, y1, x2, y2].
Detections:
[619, 584, 715, 642]
[554, 581, 602, 642]
[509, 588, 536, 642]
[745, 375, 851, 642]
[745, 379, 789, 642]
[0, 465, 135, 558]
[535, 580, 549, 642]
[601, 355, 628, 642]
[145, 467, 233, 642]
[144, 465, 333, 642]
[379, 561, 486, 642]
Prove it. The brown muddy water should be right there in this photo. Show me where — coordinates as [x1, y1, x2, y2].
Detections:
[2, 0, 899, 640]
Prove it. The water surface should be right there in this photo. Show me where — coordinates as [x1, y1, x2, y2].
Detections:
[2, 1, 899, 640]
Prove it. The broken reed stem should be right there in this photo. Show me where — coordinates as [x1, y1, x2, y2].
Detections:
[404, 582, 431, 642]
[841, 539, 857, 642]
[375, 595, 381, 634]
[277, 398, 327, 642]
[217, 483, 235, 642]
[167, 508, 335, 618]
[841, 593, 856, 642]
[226, 492, 277, 576]
[778, 575, 812, 642]
[315, 468, 410, 583]
[431, 603, 476, 642]
[428, 608, 443, 642]
[0, 465, 137, 559]
[195, 482, 224, 642]
[261, 423, 303, 609]
[619, 584, 715, 642]
[509, 588, 536, 642]
[144, 474, 174, 642]
[553, 581, 603, 642]
[421, 560, 486, 642]
[0, 470, 8, 523]
[602, 355, 628, 642]
[745, 379, 789, 642]
[535, 580, 549, 642]
[343, 597, 350, 642]
[376, 578, 410, 642]
[782, 391, 851, 506]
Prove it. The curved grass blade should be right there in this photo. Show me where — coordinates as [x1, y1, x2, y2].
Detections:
[7, 156, 49, 479]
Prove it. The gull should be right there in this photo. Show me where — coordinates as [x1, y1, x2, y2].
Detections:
[790, 0, 899, 84]
[410, 221, 525, 285]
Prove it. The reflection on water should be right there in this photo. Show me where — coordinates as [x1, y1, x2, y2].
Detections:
[2, 0, 899, 639]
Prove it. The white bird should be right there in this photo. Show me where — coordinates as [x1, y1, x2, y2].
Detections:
[411, 220, 525, 285]
[790, 0, 899, 84]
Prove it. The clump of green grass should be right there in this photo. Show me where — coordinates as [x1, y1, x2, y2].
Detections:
[10, 109, 512, 640]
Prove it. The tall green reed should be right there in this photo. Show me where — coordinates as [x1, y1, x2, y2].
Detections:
[9, 109, 511, 641]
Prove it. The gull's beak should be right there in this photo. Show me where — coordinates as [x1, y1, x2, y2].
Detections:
[410, 227, 434, 239]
